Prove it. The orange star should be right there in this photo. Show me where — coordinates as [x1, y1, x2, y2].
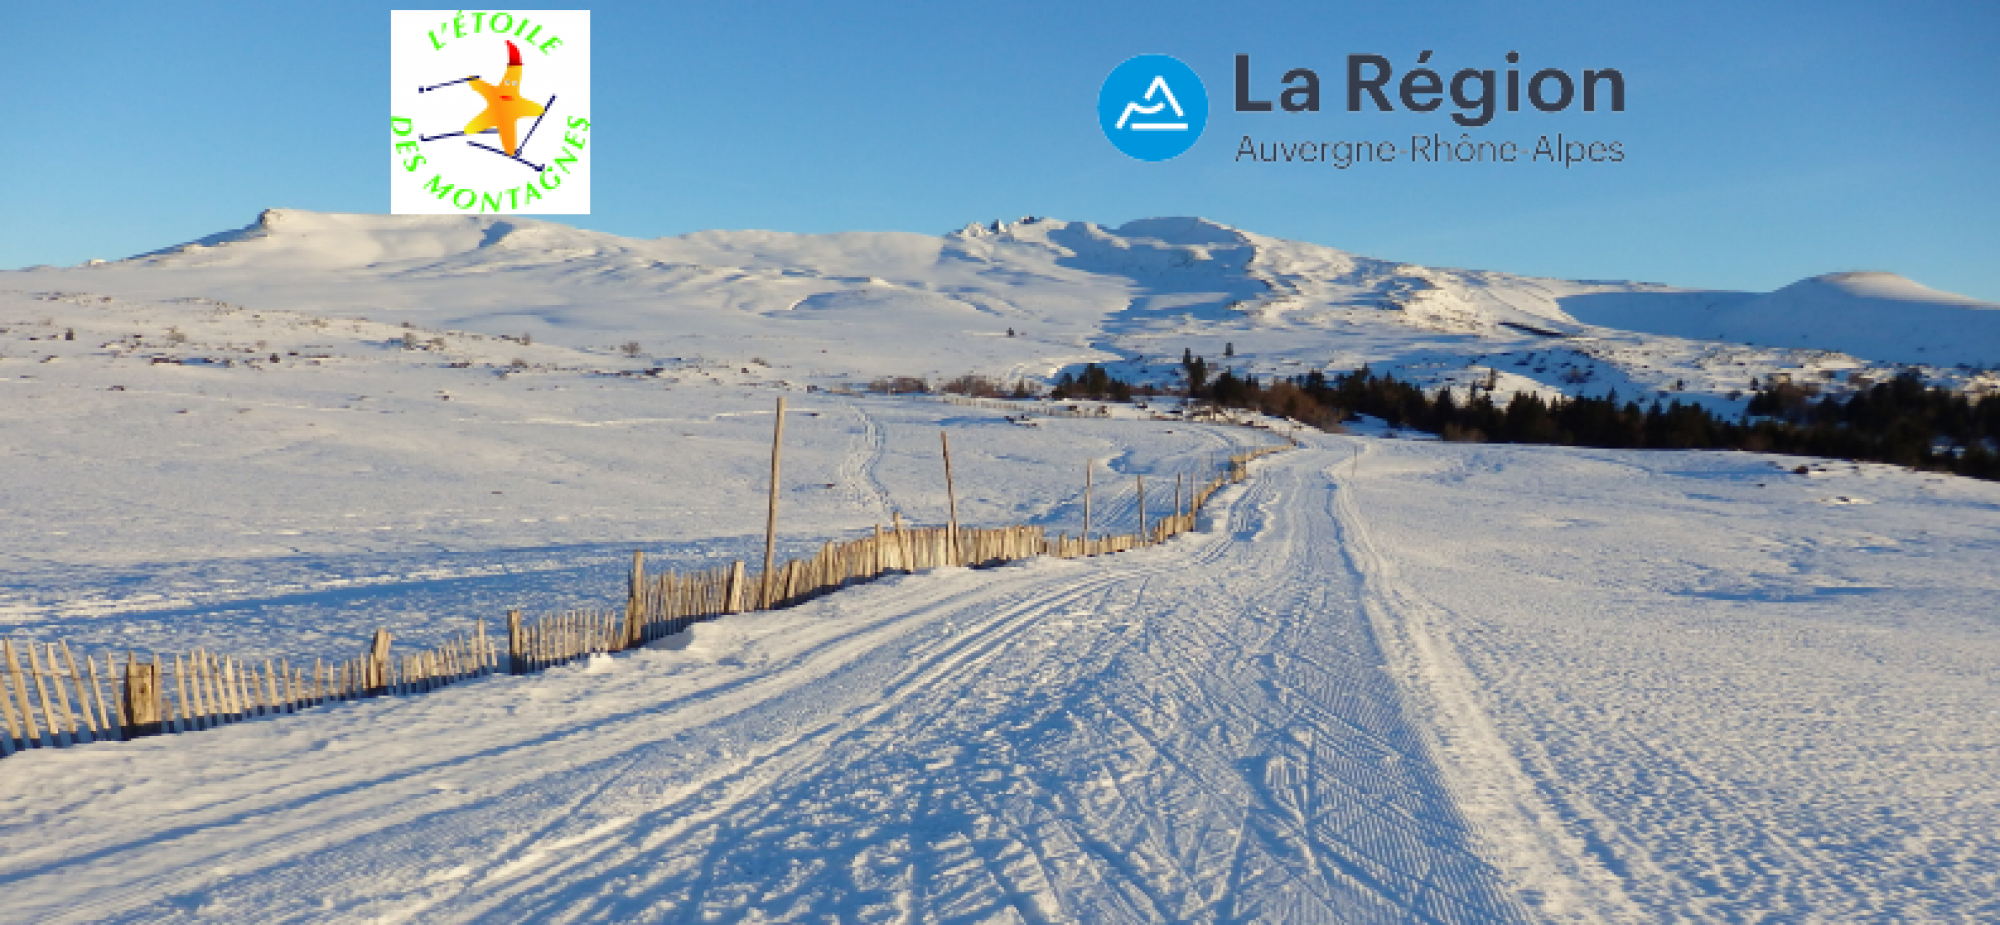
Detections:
[464, 40, 545, 157]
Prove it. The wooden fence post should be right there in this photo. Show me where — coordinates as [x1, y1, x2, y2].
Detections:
[1175, 473, 1184, 530]
[1083, 460, 1093, 543]
[369, 630, 392, 695]
[1137, 475, 1148, 546]
[625, 550, 646, 649]
[941, 431, 962, 565]
[507, 610, 524, 674]
[893, 511, 911, 572]
[474, 620, 487, 675]
[761, 395, 786, 613]
[725, 561, 745, 614]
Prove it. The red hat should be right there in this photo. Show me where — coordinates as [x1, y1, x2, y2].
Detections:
[506, 40, 522, 66]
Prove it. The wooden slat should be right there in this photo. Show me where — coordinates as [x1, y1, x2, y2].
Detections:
[28, 643, 71, 746]
[204, 653, 225, 723]
[189, 651, 213, 727]
[0, 659, 20, 753]
[0, 665, 14, 751]
[0, 640, 31, 749]
[222, 655, 243, 721]
[55, 643, 94, 741]
[232, 654, 250, 717]
[75, 645, 115, 740]
[255, 659, 272, 714]
[235, 658, 254, 717]
[172, 653, 194, 731]
[209, 653, 229, 721]
[507, 610, 523, 675]
[264, 659, 282, 715]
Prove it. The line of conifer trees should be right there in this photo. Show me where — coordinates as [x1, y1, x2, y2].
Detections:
[1051, 353, 2000, 481]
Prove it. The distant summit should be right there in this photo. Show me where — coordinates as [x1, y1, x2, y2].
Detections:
[9, 208, 1994, 373]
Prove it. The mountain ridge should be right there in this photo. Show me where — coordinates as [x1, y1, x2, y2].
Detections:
[9, 208, 1999, 384]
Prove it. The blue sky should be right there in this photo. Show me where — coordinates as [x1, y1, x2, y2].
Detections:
[8, 1, 1997, 300]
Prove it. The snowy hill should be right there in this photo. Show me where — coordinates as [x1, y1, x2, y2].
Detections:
[4, 213, 2000, 920]
[14, 209, 1999, 408]
[1559, 270, 2000, 367]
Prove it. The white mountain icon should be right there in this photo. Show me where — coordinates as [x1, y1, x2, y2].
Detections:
[1114, 76, 1188, 131]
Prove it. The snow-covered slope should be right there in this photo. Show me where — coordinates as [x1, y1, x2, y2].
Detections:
[16, 209, 1999, 406]
[1561, 271, 2000, 367]
[5, 213, 2000, 921]
[4, 436, 1997, 922]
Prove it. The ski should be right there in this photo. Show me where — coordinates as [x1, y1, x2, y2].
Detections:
[466, 141, 546, 172]
[417, 76, 477, 93]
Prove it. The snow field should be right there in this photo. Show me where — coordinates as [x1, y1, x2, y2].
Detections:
[0, 449, 1533, 923]
[6, 437, 1992, 920]
[5, 210, 1999, 920]
[1336, 438, 2000, 920]
[0, 289, 1267, 663]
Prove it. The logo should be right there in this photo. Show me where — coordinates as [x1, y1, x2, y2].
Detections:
[1098, 54, 1207, 162]
[390, 10, 592, 214]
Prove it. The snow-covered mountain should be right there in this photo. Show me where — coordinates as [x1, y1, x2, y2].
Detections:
[1557, 270, 2000, 368]
[7, 211, 2000, 920]
[10, 209, 2000, 400]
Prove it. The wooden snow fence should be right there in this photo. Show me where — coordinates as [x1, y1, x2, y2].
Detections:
[0, 625, 496, 756]
[0, 444, 1289, 759]
[533, 443, 1295, 668]
[932, 395, 1110, 418]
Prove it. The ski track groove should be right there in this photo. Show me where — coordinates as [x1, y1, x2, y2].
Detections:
[1326, 441, 1640, 923]
[435, 565, 1174, 923]
[13, 445, 1537, 924]
[36, 565, 1119, 924]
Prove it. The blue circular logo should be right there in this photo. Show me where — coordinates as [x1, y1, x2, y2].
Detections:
[1098, 54, 1207, 162]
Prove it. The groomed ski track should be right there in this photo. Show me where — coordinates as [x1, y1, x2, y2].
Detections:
[7, 433, 1998, 922]
[0, 440, 1541, 923]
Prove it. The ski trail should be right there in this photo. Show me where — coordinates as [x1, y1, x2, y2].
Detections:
[1326, 438, 1643, 922]
[4, 447, 1534, 923]
[834, 393, 896, 522]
